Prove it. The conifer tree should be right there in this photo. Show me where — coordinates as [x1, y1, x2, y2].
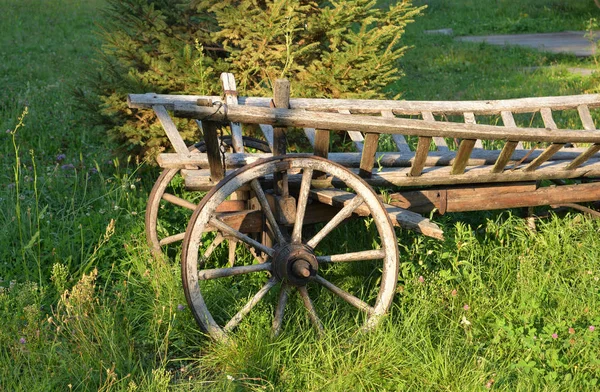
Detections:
[86, 0, 423, 160]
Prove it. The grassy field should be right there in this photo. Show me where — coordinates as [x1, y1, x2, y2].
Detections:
[2, 0, 600, 390]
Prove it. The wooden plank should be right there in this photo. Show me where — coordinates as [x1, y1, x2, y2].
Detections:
[153, 105, 189, 154]
[359, 133, 380, 178]
[409, 137, 432, 177]
[339, 109, 364, 151]
[390, 182, 600, 213]
[303, 127, 316, 147]
[173, 104, 600, 144]
[451, 139, 477, 175]
[501, 111, 524, 149]
[182, 157, 600, 190]
[524, 108, 564, 172]
[422, 111, 449, 152]
[129, 93, 600, 115]
[309, 188, 444, 240]
[382, 111, 411, 154]
[272, 79, 290, 155]
[157, 147, 595, 170]
[464, 112, 484, 148]
[577, 104, 596, 131]
[565, 144, 600, 170]
[491, 141, 519, 173]
[220, 73, 244, 152]
[201, 121, 224, 182]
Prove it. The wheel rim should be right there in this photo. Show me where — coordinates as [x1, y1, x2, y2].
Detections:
[181, 155, 399, 341]
[145, 137, 271, 257]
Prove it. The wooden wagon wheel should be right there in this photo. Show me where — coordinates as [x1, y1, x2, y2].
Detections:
[181, 155, 399, 341]
[145, 136, 271, 258]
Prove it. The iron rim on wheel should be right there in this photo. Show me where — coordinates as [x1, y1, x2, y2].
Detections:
[181, 155, 399, 341]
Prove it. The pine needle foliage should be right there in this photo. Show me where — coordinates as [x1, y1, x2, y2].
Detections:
[87, 0, 424, 160]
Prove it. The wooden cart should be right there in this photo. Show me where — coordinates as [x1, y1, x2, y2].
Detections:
[128, 73, 600, 341]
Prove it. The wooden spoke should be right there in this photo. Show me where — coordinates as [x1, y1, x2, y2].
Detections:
[292, 168, 314, 244]
[227, 239, 238, 267]
[209, 217, 275, 257]
[307, 195, 364, 249]
[203, 232, 225, 259]
[250, 179, 285, 244]
[159, 232, 185, 246]
[298, 286, 324, 336]
[316, 249, 385, 263]
[314, 275, 375, 315]
[161, 193, 197, 211]
[272, 283, 290, 337]
[198, 262, 272, 281]
[224, 277, 278, 332]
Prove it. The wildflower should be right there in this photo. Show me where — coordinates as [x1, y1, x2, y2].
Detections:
[418, 276, 424, 283]
[460, 315, 471, 326]
[56, 154, 66, 162]
[552, 333, 558, 339]
[89, 167, 98, 174]
[19, 337, 26, 344]
[485, 379, 494, 389]
[569, 327, 575, 335]
[451, 289, 457, 297]
[590, 325, 596, 332]
[177, 304, 185, 311]
[226, 375, 235, 381]
[61, 164, 75, 170]
[463, 304, 470, 311]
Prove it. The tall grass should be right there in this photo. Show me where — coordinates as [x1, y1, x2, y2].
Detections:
[1, 0, 600, 390]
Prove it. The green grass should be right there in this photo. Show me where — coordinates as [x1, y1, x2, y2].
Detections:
[2, 0, 600, 390]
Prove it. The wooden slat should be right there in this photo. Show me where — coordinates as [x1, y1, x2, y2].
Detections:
[409, 137, 432, 177]
[565, 144, 600, 170]
[491, 141, 519, 173]
[381, 111, 411, 154]
[201, 121, 224, 181]
[220, 73, 244, 152]
[577, 104, 596, 131]
[153, 105, 188, 154]
[524, 108, 564, 172]
[451, 139, 477, 175]
[129, 93, 600, 115]
[501, 111, 524, 149]
[464, 112, 483, 148]
[272, 79, 290, 156]
[339, 109, 364, 151]
[309, 188, 444, 240]
[422, 111, 449, 152]
[258, 124, 274, 150]
[314, 129, 330, 159]
[359, 133, 380, 178]
[303, 127, 316, 147]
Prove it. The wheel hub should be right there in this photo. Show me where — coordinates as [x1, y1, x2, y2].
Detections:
[272, 243, 318, 286]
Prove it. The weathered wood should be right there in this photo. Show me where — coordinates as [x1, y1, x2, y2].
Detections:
[390, 182, 600, 213]
[422, 111, 449, 152]
[359, 133, 380, 178]
[156, 147, 595, 170]
[491, 141, 519, 173]
[524, 108, 564, 172]
[565, 144, 600, 170]
[464, 112, 484, 148]
[272, 79, 290, 155]
[577, 104, 596, 131]
[501, 111, 524, 149]
[340, 109, 365, 151]
[314, 129, 330, 158]
[129, 93, 600, 115]
[409, 137, 432, 177]
[201, 121, 224, 181]
[173, 104, 600, 144]
[258, 124, 275, 150]
[303, 127, 316, 147]
[153, 105, 189, 154]
[310, 188, 444, 240]
[220, 73, 244, 152]
[382, 111, 411, 154]
[451, 139, 477, 175]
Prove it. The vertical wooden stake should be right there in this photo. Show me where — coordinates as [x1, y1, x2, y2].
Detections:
[273, 79, 290, 196]
[202, 121, 224, 182]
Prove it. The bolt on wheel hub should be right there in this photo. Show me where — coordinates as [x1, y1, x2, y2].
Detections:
[272, 243, 318, 286]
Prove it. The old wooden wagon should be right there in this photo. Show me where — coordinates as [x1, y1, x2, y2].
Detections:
[128, 73, 600, 341]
